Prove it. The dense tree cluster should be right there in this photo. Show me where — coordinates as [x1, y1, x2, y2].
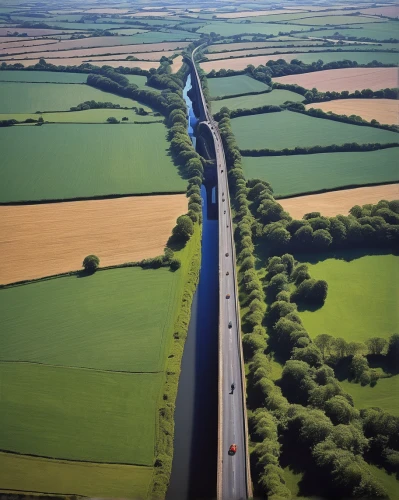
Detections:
[213, 104, 282, 121]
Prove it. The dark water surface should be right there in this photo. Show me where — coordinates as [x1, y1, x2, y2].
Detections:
[166, 74, 219, 500]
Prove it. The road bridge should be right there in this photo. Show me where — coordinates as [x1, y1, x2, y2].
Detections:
[189, 46, 252, 500]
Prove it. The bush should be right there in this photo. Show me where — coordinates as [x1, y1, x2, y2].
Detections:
[82, 254, 100, 272]
[170, 258, 181, 271]
[172, 215, 194, 243]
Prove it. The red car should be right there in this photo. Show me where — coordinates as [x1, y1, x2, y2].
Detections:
[226, 294, 230, 299]
[229, 444, 237, 455]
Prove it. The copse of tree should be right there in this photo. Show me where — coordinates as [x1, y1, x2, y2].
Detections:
[82, 254, 100, 273]
[172, 215, 194, 243]
[291, 278, 328, 306]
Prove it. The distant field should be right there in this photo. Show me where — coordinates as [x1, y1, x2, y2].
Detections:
[211, 89, 304, 113]
[0, 194, 187, 284]
[242, 148, 399, 197]
[0, 267, 180, 371]
[0, 363, 160, 464]
[215, 9, 308, 18]
[201, 51, 399, 72]
[208, 75, 269, 97]
[5, 58, 160, 70]
[312, 22, 399, 41]
[0, 82, 138, 113]
[0, 452, 152, 498]
[279, 184, 399, 219]
[231, 110, 399, 150]
[0, 70, 88, 83]
[208, 39, 333, 52]
[273, 67, 399, 92]
[306, 99, 399, 126]
[198, 22, 312, 37]
[358, 6, 399, 17]
[298, 254, 399, 343]
[0, 124, 186, 202]
[0, 109, 161, 123]
[341, 377, 399, 416]
[292, 14, 386, 25]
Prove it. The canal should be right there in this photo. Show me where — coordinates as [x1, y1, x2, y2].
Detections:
[166, 73, 219, 500]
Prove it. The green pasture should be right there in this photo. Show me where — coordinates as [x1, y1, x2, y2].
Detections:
[208, 74, 269, 97]
[211, 89, 304, 113]
[341, 376, 399, 416]
[286, 50, 399, 65]
[0, 267, 181, 372]
[0, 70, 88, 83]
[369, 465, 399, 500]
[310, 22, 399, 41]
[198, 22, 313, 37]
[291, 15, 386, 25]
[0, 82, 139, 113]
[242, 148, 399, 197]
[0, 452, 152, 498]
[298, 254, 399, 343]
[232, 110, 399, 150]
[0, 363, 160, 464]
[0, 123, 185, 202]
[0, 109, 162, 123]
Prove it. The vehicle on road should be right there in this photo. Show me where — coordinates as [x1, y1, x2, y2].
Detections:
[224, 210, 226, 214]
[226, 294, 230, 299]
[229, 444, 237, 456]
[228, 321, 232, 329]
[226, 271, 229, 275]
[225, 252, 229, 257]
[231, 382, 235, 392]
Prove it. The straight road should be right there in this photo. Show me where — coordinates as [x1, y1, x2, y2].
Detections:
[191, 47, 249, 500]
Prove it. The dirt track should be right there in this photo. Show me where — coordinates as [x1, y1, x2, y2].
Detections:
[0, 195, 187, 284]
[278, 184, 399, 219]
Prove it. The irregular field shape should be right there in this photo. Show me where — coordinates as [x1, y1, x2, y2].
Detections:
[340, 377, 399, 416]
[208, 74, 269, 97]
[242, 148, 399, 197]
[279, 184, 399, 219]
[0, 194, 187, 284]
[3, 58, 160, 70]
[205, 45, 348, 60]
[208, 39, 331, 52]
[298, 254, 399, 343]
[216, 9, 309, 18]
[312, 22, 399, 40]
[306, 99, 399, 125]
[200, 51, 399, 71]
[0, 27, 85, 36]
[358, 6, 399, 17]
[291, 15, 386, 25]
[0, 69, 88, 83]
[211, 89, 304, 113]
[0, 124, 185, 202]
[0, 267, 180, 371]
[0, 363, 160, 464]
[171, 55, 183, 73]
[273, 67, 399, 92]
[0, 82, 138, 113]
[0, 453, 153, 498]
[85, 50, 176, 61]
[231, 110, 399, 150]
[0, 39, 58, 51]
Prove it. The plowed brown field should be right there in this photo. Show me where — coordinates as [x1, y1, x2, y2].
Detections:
[306, 99, 398, 125]
[274, 67, 399, 92]
[279, 184, 399, 219]
[0, 195, 187, 284]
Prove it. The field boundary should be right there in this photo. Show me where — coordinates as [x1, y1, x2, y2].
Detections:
[274, 180, 399, 200]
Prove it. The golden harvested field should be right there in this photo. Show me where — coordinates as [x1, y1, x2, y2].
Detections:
[0, 39, 58, 51]
[216, 9, 307, 18]
[274, 68, 399, 92]
[7, 58, 159, 69]
[279, 184, 399, 219]
[306, 99, 399, 125]
[81, 50, 176, 61]
[200, 54, 302, 72]
[83, 8, 131, 14]
[171, 55, 183, 73]
[0, 195, 187, 284]
[125, 11, 172, 17]
[1, 41, 188, 58]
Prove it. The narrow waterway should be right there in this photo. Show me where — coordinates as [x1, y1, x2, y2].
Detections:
[166, 74, 219, 500]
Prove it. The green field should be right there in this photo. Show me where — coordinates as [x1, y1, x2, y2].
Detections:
[0, 452, 152, 498]
[242, 148, 399, 197]
[0, 82, 140, 113]
[232, 110, 399, 150]
[310, 22, 399, 41]
[0, 123, 185, 202]
[369, 465, 399, 500]
[125, 73, 150, 88]
[285, 50, 399, 65]
[0, 363, 160, 464]
[0, 109, 162, 123]
[211, 89, 304, 113]
[0, 70, 88, 83]
[292, 15, 386, 25]
[298, 254, 399, 343]
[208, 75, 270, 97]
[0, 268, 180, 372]
[341, 376, 399, 416]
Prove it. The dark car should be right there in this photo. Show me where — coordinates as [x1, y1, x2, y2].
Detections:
[228, 321, 232, 329]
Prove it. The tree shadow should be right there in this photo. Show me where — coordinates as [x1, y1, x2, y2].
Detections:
[295, 300, 324, 313]
[75, 269, 96, 278]
[294, 247, 397, 265]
